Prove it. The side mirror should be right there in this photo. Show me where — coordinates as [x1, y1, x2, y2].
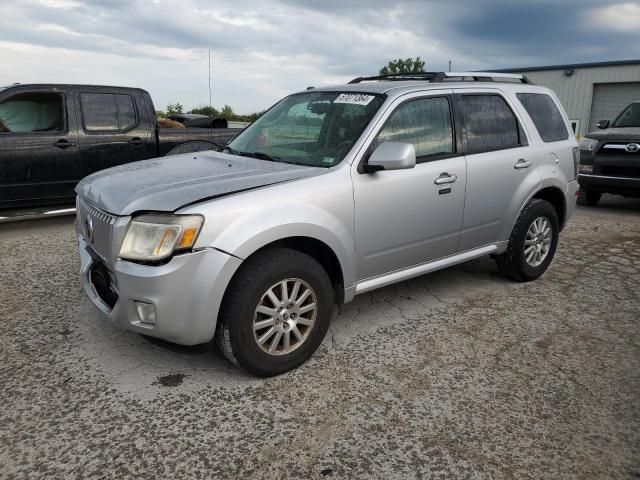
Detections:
[364, 142, 416, 173]
[597, 119, 610, 129]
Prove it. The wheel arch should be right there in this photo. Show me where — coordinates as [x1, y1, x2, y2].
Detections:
[242, 236, 346, 303]
[531, 186, 567, 229]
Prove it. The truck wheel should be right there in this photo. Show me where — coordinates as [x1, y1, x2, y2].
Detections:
[215, 247, 333, 376]
[577, 189, 601, 206]
[495, 199, 559, 282]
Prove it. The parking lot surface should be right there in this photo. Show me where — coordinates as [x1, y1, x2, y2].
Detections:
[1, 195, 639, 479]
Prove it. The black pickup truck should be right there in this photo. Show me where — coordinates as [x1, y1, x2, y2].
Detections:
[578, 101, 640, 206]
[0, 84, 240, 209]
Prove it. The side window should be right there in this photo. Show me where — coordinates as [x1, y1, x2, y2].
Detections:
[115, 94, 136, 130]
[460, 95, 522, 154]
[0, 92, 65, 133]
[375, 97, 454, 160]
[81, 93, 137, 131]
[517, 93, 569, 142]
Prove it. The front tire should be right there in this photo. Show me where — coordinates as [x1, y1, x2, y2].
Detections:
[215, 248, 334, 376]
[495, 199, 559, 282]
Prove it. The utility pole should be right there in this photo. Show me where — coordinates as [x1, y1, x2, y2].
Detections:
[448, 60, 451, 72]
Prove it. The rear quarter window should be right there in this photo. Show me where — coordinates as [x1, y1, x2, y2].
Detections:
[517, 93, 569, 142]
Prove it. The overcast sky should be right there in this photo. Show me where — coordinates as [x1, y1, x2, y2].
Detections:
[1, 0, 639, 114]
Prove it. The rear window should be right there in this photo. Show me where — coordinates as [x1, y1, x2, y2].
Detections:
[460, 94, 523, 154]
[81, 93, 137, 131]
[517, 93, 568, 142]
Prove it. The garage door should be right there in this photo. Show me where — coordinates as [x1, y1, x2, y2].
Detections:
[589, 82, 640, 132]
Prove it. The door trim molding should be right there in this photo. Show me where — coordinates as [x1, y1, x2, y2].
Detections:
[354, 244, 498, 295]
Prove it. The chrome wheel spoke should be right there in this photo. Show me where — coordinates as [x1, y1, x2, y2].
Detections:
[269, 330, 283, 353]
[283, 330, 291, 350]
[291, 325, 303, 341]
[296, 288, 312, 305]
[280, 280, 289, 302]
[290, 280, 301, 305]
[297, 317, 313, 326]
[257, 327, 276, 345]
[526, 249, 536, 263]
[266, 288, 280, 308]
[256, 305, 277, 317]
[299, 303, 315, 315]
[254, 318, 275, 331]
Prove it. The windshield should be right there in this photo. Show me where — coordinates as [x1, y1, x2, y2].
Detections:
[612, 102, 640, 128]
[228, 91, 385, 167]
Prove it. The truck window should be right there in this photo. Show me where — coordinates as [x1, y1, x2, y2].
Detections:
[612, 103, 640, 128]
[81, 93, 137, 131]
[516, 93, 569, 142]
[0, 92, 65, 133]
[460, 94, 522, 154]
[374, 97, 454, 161]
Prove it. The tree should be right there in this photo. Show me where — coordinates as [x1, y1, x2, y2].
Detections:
[166, 102, 184, 114]
[379, 57, 426, 76]
[191, 105, 220, 117]
[220, 105, 234, 120]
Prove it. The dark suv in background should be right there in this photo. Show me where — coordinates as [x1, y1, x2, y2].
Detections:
[578, 101, 640, 205]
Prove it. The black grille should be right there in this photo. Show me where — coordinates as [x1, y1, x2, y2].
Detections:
[90, 261, 118, 309]
[600, 166, 640, 178]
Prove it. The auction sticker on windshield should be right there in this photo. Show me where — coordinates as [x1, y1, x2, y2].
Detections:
[334, 93, 375, 105]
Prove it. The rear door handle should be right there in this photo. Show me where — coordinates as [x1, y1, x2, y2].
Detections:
[514, 158, 531, 169]
[128, 137, 143, 146]
[53, 139, 76, 149]
[434, 173, 458, 185]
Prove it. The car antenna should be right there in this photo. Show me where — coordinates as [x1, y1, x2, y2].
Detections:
[209, 48, 213, 139]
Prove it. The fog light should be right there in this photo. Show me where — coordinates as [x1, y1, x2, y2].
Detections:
[579, 164, 593, 174]
[134, 301, 156, 324]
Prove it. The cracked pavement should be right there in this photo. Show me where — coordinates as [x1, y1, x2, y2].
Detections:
[1, 195, 639, 479]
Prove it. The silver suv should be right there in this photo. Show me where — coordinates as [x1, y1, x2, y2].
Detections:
[76, 72, 579, 376]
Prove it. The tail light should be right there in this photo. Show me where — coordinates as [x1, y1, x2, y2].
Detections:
[572, 147, 579, 180]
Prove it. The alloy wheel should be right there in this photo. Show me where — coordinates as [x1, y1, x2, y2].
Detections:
[524, 216, 553, 267]
[253, 278, 317, 355]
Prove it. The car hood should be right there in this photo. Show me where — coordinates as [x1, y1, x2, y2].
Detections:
[75, 151, 326, 216]
[585, 126, 640, 141]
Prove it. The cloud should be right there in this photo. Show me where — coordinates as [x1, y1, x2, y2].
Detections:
[0, 0, 638, 113]
[585, 2, 640, 34]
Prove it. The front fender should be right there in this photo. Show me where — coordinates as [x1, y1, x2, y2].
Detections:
[184, 168, 356, 290]
[214, 207, 356, 289]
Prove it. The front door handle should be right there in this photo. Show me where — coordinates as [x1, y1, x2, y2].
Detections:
[434, 173, 458, 185]
[514, 158, 531, 169]
[53, 139, 76, 149]
[128, 137, 143, 147]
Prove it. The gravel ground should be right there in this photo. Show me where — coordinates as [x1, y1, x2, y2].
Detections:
[1, 195, 639, 479]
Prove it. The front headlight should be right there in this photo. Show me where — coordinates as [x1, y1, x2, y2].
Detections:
[119, 214, 204, 261]
[579, 137, 598, 152]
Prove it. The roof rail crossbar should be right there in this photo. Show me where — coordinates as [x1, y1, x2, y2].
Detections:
[348, 72, 441, 84]
[348, 71, 531, 84]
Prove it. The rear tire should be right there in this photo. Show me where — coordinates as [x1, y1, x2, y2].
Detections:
[215, 247, 333, 377]
[577, 188, 601, 206]
[495, 199, 559, 282]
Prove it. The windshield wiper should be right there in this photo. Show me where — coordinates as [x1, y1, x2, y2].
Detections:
[235, 150, 282, 162]
[220, 145, 238, 154]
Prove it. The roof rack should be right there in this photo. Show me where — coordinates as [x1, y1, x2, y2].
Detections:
[348, 71, 531, 84]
